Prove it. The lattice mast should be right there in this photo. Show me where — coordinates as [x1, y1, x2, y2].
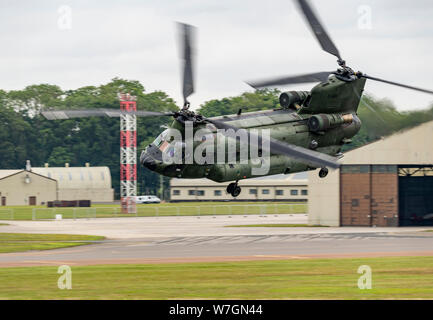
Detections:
[119, 93, 137, 214]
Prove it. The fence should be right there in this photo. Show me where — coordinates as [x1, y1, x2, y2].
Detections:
[0, 203, 307, 221]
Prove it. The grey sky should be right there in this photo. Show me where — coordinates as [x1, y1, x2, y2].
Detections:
[0, 0, 432, 111]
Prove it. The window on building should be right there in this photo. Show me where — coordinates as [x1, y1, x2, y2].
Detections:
[301, 189, 308, 195]
[262, 189, 270, 195]
[197, 190, 205, 196]
[214, 190, 222, 196]
[290, 190, 298, 196]
[276, 190, 284, 196]
[249, 189, 257, 195]
[188, 190, 195, 196]
[172, 190, 180, 196]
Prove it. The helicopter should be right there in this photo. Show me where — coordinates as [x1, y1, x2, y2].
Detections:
[42, 0, 433, 198]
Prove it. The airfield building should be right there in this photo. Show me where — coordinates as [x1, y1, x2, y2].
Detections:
[0, 163, 114, 206]
[170, 172, 308, 202]
[308, 120, 433, 227]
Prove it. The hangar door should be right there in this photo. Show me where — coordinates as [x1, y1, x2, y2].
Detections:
[398, 166, 433, 226]
[340, 165, 399, 227]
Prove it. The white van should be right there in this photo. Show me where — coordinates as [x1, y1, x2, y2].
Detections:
[135, 195, 161, 204]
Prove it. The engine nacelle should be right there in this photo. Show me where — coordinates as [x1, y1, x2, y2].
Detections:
[279, 91, 309, 109]
[308, 113, 353, 132]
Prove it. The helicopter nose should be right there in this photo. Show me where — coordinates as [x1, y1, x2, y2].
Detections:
[140, 149, 157, 171]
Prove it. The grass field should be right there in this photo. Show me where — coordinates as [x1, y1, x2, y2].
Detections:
[0, 202, 307, 220]
[0, 256, 432, 299]
[0, 233, 105, 253]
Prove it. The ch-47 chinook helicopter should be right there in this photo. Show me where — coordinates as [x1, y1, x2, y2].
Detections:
[42, 0, 433, 197]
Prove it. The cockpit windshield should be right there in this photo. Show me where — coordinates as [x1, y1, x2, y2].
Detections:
[151, 129, 185, 159]
[152, 129, 170, 148]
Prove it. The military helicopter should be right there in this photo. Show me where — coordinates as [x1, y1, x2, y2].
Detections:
[42, 0, 433, 197]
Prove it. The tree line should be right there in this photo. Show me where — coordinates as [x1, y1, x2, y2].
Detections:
[0, 78, 432, 198]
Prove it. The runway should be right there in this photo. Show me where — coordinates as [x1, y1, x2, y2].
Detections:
[1, 215, 432, 267]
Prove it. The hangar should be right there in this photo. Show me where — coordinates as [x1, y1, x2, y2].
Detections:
[170, 173, 308, 202]
[308, 120, 433, 227]
[0, 170, 57, 206]
[0, 163, 114, 205]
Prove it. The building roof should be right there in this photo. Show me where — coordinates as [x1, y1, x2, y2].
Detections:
[0, 166, 112, 189]
[342, 120, 433, 165]
[31, 166, 112, 189]
[170, 172, 308, 187]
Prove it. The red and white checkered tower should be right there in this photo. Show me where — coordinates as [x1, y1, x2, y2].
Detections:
[119, 93, 137, 214]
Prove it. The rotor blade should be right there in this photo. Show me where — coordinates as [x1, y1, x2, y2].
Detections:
[246, 71, 333, 89]
[178, 22, 196, 104]
[41, 109, 175, 120]
[296, 0, 342, 60]
[206, 118, 340, 169]
[361, 74, 433, 95]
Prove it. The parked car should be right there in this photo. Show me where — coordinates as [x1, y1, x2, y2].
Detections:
[135, 195, 161, 204]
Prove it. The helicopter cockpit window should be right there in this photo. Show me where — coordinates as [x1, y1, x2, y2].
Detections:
[152, 129, 170, 148]
[152, 129, 185, 159]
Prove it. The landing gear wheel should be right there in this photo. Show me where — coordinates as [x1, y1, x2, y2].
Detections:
[231, 186, 241, 197]
[226, 182, 236, 194]
[227, 181, 241, 197]
[319, 167, 329, 178]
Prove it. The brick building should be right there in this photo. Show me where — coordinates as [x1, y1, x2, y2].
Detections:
[308, 121, 433, 227]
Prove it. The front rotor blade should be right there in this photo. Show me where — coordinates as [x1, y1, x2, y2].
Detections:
[296, 0, 342, 60]
[246, 71, 332, 89]
[361, 74, 433, 95]
[178, 22, 196, 104]
[41, 109, 175, 120]
[207, 118, 340, 169]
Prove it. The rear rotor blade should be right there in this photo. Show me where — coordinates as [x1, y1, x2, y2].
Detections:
[361, 74, 433, 95]
[178, 22, 196, 105]
[296, 0, 342, 61]
[207, 118, 340, 169]
[246, 71, 332, 89]
[41, 109, 175, 120]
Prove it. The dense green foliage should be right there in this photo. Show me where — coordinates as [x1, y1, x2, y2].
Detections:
[0, 79, 178, 198]
[0, 79, 432, 198]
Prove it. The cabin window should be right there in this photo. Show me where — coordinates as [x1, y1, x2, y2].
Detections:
[214, 190, 222, 196]
[249, 189, 257, 195]
[262, 189, 270, 195]
[197, 190, 205, 196]
[188, 190, 195, 196]
[290, 190, 298, 196]
[301, 189, 308, 195]
[276, 190, 284, 196]
[172, 190, 180, 196]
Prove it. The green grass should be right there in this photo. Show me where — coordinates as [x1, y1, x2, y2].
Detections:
[0, 202, 307, 220]
[0, 256, 432, 299]
[0, 233, 105, 253]
[225, 224, 327, 228]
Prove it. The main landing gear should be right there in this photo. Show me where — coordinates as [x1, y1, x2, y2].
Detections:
[227, 181, 241, 197]
[319, 167, 329, 178]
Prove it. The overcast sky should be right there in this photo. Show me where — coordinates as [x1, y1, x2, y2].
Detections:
[0, 0, 432, 111]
